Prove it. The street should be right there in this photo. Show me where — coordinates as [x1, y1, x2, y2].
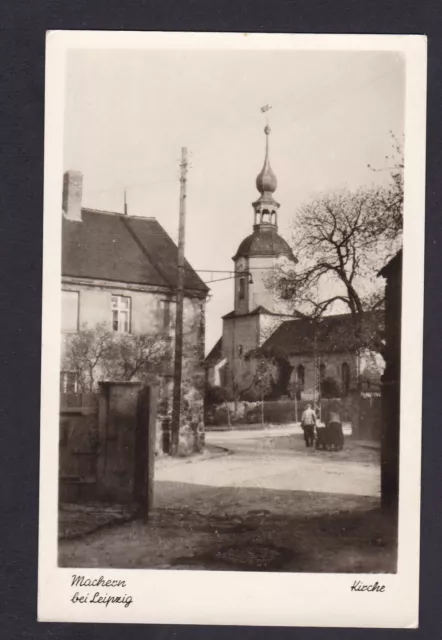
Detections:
[59, 426, 397, 573]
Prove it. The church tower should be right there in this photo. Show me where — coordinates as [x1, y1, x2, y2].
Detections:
[232, 123, 294, 315]
[221, 121, 296, 394]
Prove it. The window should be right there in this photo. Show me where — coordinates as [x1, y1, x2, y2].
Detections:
[319, 363, 326, 380]
[239, 277, 245, 300]
[60, 370, 78, 394]
[161, 299, 171, 332]
[238, 345, 243, 356]
[341, 362, 350, 396]
[112, 295, 131, 332]
[61, 290, 79, 333]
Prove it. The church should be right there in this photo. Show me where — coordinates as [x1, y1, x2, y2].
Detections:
[205, 124, 383, 405]
[219, 123, 297, 392]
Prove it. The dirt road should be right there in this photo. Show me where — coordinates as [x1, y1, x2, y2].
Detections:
[59, 426, 396, 572]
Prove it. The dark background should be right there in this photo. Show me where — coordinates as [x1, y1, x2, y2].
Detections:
[0, 0, 440, 638]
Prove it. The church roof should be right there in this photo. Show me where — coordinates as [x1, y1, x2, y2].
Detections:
[259, 312, 383, 355]
[62, 208, 208, 295]
[222, 305, 294, 320]
[233, 227, 295, 260]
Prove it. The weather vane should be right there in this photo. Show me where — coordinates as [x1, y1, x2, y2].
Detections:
[260, 104, 272, 134]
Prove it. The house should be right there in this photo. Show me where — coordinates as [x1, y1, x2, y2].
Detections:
[60, 170, 209, 455]
[204, 338, 226, 388]
[378, 249, 402, 512]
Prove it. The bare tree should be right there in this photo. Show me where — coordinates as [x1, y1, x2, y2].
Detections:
[368, 131, 404, 239]
[267, 136, 403, 351]
[63, 324, 169, 391]
[268, 186, 399, 349]
[107, 333, 169, 382]
[62, 323, 113, 392]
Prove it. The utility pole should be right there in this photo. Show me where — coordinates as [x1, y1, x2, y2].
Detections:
[170, 147, 188, 456]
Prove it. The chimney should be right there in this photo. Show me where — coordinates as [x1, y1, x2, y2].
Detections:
[62, 170, 83, 221]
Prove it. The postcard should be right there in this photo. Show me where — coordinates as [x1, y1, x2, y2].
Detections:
[38, 31, 426, 627]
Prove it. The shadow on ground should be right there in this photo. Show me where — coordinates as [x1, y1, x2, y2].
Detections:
[59, 482, 397, 573]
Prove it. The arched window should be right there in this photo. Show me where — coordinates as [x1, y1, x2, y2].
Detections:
[239, 277, 245, 300]
[341, 362, 350, 396]
[262, 209, 270, 223]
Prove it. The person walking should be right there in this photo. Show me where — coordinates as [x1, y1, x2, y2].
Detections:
[301, 403, 317, 447]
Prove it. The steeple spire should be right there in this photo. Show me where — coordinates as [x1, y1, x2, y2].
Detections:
[252, 109, 280, 229]
[256, 125, 278, 196]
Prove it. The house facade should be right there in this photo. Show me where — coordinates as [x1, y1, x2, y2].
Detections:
[61, 170, 209, 455]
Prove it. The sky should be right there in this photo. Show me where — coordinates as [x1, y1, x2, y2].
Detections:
[63, 48, 405, 353]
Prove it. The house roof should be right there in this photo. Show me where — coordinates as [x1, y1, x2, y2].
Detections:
[62, 209, 208, 294]
[378, 249, 402, 278]
[259, 312, 383, 356]
[205, 337, 223, 365]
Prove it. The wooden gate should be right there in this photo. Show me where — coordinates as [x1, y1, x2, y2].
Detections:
[59, 383, 157, 513]
[59, 393, 99, 503]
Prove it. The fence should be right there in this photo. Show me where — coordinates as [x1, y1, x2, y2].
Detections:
[59, 382, 157, 513]
[205, 393, 381, 441]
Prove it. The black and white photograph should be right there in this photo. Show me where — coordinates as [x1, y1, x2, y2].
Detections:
[38, 31, 426, 627]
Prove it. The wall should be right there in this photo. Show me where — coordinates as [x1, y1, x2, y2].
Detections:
[380, 252, 402, 513]
[222, 314, 260, 396]
[206, 357, 227, 388]
[234, 257, 250, 315]
[157, 295, 206, 456]
[62, 280, 169, 336]
[287, 352, 359, 399]
[233, 255, 278, 314]
[247, 256, 276, 311]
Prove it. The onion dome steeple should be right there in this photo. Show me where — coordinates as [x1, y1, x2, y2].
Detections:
[252, 124, 280, 229]
[232, 118, 295, 262]
[256, 125, 278, 196]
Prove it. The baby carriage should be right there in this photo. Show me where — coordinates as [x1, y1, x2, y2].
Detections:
[315, 412, 344, 451]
